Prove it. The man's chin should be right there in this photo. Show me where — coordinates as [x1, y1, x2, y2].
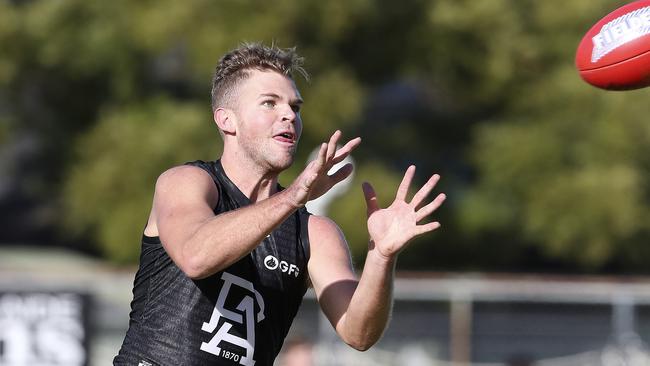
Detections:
[269, 155, 295, 173]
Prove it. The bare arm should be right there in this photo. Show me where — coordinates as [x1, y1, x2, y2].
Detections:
[309, 165, 446, 350]
[151, 131, 361, 279]
[153, 166, 298, 279]
[307, 216, 392, 351]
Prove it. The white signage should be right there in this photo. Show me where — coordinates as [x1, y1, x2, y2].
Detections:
[0, 292, 87, 366]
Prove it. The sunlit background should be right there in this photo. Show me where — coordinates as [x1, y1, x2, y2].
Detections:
[2, 0, 650, 365]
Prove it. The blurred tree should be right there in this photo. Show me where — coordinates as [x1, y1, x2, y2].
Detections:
[53, 0, 371, 261]
[4, 0, 650, 274]
[62, 98, 218, 263]
[457, 1, 650, 271]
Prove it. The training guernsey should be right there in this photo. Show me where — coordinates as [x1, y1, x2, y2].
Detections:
[114, 160, 311, 366]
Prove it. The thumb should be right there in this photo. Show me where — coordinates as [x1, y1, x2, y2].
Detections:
[362, 182, 380, 215]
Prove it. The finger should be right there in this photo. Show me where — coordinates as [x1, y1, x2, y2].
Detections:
[332, 137, 362, 164]
[414, 221, 441, 236]
[305, 143, 328, 179]
[396, 165, 416, 201]
[326, 130, 341, 163]
[328, 163, 354, 186]
[362, 182, 380, 215]
[314, 142, 327, 169]
[411, 174, 441, 208]
[302, 147, 325, 189]
[416, 193, 446, 222]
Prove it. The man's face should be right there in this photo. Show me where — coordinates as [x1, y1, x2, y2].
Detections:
[231, 69, 303, 172]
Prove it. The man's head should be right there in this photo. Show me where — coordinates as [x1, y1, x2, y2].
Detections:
[211, 43, 308, 112]
[212, 43, 308, 173]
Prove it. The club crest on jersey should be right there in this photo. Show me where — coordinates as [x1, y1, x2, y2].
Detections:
[263, 255, 300, 277]
[200, 272, 265, 366]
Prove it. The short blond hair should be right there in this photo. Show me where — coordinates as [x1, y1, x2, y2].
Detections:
[210, 43, 308, 111]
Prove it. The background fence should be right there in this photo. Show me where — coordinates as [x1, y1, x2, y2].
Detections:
[3, 246, 650, 365]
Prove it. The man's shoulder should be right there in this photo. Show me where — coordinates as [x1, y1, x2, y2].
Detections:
[154, 163, 218, 198]
[307, 214, 344, 239]
[158, 164, 212, 182]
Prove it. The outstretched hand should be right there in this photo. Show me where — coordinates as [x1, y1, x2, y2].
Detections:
[363, 165, 446, 260]
[288, 130, 361, 207]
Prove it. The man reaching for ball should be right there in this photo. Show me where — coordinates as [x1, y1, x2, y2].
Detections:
[114, 43, 446, 366]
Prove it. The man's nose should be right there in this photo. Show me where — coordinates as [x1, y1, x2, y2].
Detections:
[281, 104, 297, 122]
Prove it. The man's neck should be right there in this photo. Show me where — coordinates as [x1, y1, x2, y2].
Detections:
[220, 153, 281, 203]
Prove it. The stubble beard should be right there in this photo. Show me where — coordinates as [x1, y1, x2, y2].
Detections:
[240, 136, 298, 174]
[269, 144, 297, 173]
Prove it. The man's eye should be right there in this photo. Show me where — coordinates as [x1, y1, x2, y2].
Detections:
[291, 105, 301, 113]
[262, 100, 275, 108]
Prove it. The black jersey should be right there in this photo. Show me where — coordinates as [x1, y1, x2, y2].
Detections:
[114, 160, 311, 366]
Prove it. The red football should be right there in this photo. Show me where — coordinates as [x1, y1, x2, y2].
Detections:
[576, 0, 650, 90]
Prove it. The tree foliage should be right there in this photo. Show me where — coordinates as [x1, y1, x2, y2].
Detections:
[3, 0, 650, 273]
[61, 99, 218, 263]
[451, 1, 650, 271]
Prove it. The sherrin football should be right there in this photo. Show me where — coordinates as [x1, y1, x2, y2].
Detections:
[576, 0, 650, 90]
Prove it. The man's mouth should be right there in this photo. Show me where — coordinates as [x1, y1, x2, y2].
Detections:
[274, 132, 296, 143]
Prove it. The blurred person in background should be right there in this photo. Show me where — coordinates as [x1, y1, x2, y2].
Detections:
[113, 43, 445, 366]
[277, 336, 314, 366]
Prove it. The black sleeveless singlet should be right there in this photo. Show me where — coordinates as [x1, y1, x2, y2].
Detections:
[114, 160, 311, 366]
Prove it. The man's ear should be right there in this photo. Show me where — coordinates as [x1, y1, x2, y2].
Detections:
[214, 108, 236, 135]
